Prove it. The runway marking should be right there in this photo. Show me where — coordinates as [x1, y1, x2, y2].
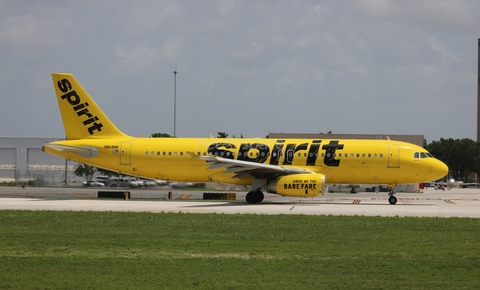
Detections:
[74, 193, 96, 198]
[444, 199, 456, 204]
[353, 199, 361, 204]
[290, 206, 295, 210]
[179, 194, 191, 199]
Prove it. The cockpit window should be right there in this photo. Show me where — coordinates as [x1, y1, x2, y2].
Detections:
[414, 151, 434, 159]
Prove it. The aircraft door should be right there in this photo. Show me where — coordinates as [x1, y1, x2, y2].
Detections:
[285, 149, 294, 164]
[388, 145, 400, 168]
[120, 142, 132, 165]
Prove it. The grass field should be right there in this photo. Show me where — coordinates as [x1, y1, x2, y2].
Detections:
[0, 211, 479, 289]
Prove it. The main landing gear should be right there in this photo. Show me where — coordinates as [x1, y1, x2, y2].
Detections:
[245, 189, 264, 204]
[388, 185, 397, 205]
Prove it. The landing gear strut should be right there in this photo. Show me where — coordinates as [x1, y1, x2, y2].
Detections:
[245, 189, 264, 204]
[388, 185, 397, 205]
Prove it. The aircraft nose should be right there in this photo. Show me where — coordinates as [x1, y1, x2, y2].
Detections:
[432, 159, 448, 180]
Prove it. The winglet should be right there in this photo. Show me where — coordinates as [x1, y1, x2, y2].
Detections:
[52, 73, 130, 140]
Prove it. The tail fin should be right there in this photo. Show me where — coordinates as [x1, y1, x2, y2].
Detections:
[52, 73, 129, 140]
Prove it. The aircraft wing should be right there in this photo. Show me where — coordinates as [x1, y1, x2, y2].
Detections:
[199, 155, 313, 178]
[43, 143, 98, 158]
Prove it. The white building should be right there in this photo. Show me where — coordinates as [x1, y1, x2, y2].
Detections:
[0, 137, 78, 186]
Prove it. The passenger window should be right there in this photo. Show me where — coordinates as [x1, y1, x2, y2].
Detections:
[356, 154, 359, 158]
[380, 154, 383, 158]
[350, 154, 354, 158]
[151, 151, 154, 156]
[374, 154, 377, 158]
[157, 151, 160, 155]
[145, 151, 148, 156]
[368, 154, 371, 158]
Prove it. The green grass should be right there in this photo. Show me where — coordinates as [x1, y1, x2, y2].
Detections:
[0, 211, 479, 289]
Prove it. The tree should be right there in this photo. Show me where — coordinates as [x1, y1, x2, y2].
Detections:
[74, 164, 97, 185]
[425, 138, 480, 181]
[151, 133, 173, 138]
[217, 132, 228, 138]
[97, 168, 118, 177]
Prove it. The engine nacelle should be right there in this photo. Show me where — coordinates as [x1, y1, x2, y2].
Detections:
[266, 174, 327, 197]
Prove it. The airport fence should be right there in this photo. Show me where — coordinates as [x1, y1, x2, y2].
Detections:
[0, 169, 80, 187]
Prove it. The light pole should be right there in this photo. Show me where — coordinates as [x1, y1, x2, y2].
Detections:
[174, 68, 177, 137]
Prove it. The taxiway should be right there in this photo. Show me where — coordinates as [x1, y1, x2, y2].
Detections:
[0, 186, 479, 218]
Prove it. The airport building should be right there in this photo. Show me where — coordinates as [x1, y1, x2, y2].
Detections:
[0, 137, 78, 186]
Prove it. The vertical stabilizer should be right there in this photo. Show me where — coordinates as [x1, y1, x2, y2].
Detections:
[52, 73, 129, 140]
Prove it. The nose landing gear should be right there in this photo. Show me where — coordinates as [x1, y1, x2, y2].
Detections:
[388, 185, 397, 205]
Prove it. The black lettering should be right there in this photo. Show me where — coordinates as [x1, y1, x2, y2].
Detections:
[207, 143, 236, 159]
[237, 143, 270, 163]
[83, 116, 99, 125]
[88, 123, 103, 134]
[306, 140, 322, 166]
[282, 144, 296, 165]
[269, 140, 285, 165]
[61, 90, 81, 106]
[57, 79, 72, 93]
[73, 102, 89, 111]
[322, 140, 344, 167]
[282, 143, 307, 165]
[57, 78, 104, 136]
[76, 108, 93, 119]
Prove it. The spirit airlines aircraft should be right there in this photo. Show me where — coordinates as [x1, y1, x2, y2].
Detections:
[43, 73, 448, 205]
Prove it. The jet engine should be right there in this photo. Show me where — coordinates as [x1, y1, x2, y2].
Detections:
[266, 174, 327, 197]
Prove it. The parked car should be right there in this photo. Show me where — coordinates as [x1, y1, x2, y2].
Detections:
[95, 176, 110, 186]
[155, 179, 169, 186]
[82, 180, 105, 187]
[141, 179, 157, 187]
[171, 182, 194, 188]
[108, 177, 139, 188]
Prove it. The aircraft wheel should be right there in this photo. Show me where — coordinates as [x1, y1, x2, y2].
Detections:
[245, 191, 257, 204]
[388, 196, 397, 205]
[350, 188, 356, 194]
[255, 190, 264, 202]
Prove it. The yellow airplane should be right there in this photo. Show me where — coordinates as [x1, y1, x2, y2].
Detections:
[43, 73, 448, 205]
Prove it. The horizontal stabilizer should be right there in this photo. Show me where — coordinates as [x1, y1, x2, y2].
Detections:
[43, 143, 98, 158]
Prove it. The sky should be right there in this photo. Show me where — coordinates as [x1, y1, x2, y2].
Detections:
[1, 0, 479, 143]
